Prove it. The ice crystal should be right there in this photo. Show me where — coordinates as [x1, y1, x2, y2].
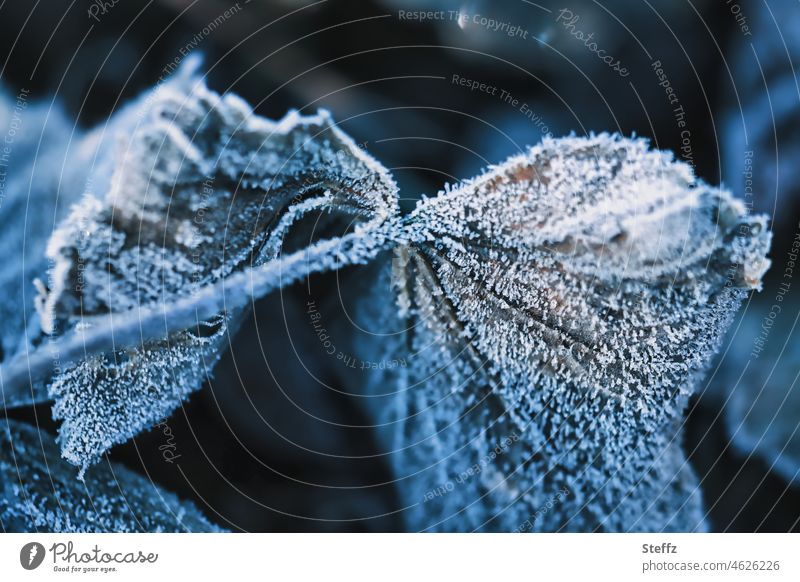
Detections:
[0, 419, 223, 532]
[353, 134, 771, 531]
[33, 59, 398, 469]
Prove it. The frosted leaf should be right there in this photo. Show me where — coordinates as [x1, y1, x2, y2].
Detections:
[0, 419, 224, 532]
[38, 62, 398, 328]
[50, 316, 229, 473]
[353, 134, 771, 531]
[32, 59, 398, 469]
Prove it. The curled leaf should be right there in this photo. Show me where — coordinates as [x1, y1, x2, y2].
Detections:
[0, 93, 90, 406]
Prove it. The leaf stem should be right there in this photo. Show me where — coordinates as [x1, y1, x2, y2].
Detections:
[0, 220, 399, 408]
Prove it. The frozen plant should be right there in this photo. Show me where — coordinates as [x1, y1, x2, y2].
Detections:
[0, 59, 771, 531]
[715, 306, 800, 485]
